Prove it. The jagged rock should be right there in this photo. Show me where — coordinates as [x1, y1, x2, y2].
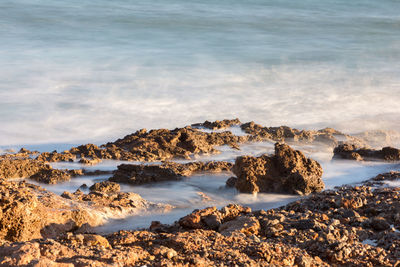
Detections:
[60, 188, 166, 217]
[0, 158, 48, 179]
[29, 169, 83, 184]
[0, 180, 101, 242]
[232, 143, 324, 195]
[219, 215, 260, 236]
[36, 151, 76, 163]
[106, 127, 246, 161]
[0, 179, 165, 242]
[333, 143, 400, 161]
[110, 161, 232, 185]
[178, 204, 252, 230]
[192, 118, 241, 130]
[89, 181, 120, 193]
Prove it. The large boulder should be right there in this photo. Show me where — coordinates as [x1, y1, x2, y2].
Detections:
[232, 143, 324, 195]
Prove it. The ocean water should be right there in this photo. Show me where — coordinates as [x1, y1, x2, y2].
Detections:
[1, 0, 400, 146]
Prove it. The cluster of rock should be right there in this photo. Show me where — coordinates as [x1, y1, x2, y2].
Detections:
[229, 143, 324, 195]
[1, 172, 400, 266]
[333, 143, 400, 161]
[0, 179, 167, 243]
[9, 119, 389, 166]
[0, 154, 85, 184]
[110, 161, 233, 185]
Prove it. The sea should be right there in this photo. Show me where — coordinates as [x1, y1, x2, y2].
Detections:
[1, 0, 400, 147]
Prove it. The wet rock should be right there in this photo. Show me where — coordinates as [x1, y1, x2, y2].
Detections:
[29, 169, 83, 184]
[232, 143, 324, 195]
[192, 118, 241, 130]
[110, 161, 232, 185]
[225, 176, 237, 188]
[333, 143, 400, 161]
[89, 181, 120, 193]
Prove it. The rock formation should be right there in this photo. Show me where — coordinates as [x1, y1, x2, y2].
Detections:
[232, 143, 324, 195]
[89, 181, 120, 193]
[333, 143, 400, 161]
[0, 180, 166, 242]
[110, 161, 233, 185]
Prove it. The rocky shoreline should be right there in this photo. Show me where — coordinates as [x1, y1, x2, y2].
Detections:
[0, 119, 399, 266]
[1, 171, 399, 266]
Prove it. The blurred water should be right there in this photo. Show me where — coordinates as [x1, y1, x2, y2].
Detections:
[24, 141, 398, 232]
[0, 0, 400, 146]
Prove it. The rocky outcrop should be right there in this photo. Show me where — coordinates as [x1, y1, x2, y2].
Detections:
[192, 118, 241, 130]
[0, 180, 165, 242]
[60, 188, 163, 218]
[36, 151, 76, 162]
[232, 143, 324, 195]
[89, 181, 120, 193]
[106, 127, 246, 161]
[0, 180, 101, 242]
[29, 168, 83, 184]
[0, 158, 48, 179]
[110, 161, 233, 185]
[333, 143, 400, 161]
[178, 204, 252, 230]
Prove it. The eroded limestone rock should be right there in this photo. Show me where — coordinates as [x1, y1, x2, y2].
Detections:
[232, 143, 324, 195]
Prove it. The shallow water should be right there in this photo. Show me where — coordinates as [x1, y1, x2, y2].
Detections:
[1, 0, 400, 146]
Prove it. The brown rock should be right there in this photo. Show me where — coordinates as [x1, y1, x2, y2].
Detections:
[89, 181, 120, 193]
[29, 169, 82, 184]
[192, 118, 241, 130]
[110, 161, 232, 185]
[219, 215, 260, 236]
[232, 143, 324, 195]
[333, 143, 400, 161]
[0, 158, 47, 179]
